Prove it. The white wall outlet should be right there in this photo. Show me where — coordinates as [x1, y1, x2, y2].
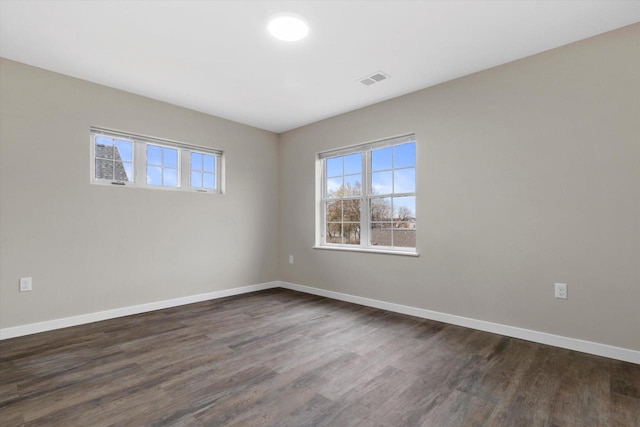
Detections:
[289, 255, 294, 264]
[19, 277, 32, 292]
[555, 283, 567, 299]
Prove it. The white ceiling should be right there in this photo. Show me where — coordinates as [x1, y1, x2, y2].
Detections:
[1, 1, 639, 133]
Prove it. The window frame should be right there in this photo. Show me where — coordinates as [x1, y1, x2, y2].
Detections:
[145, 143, 181, 189]
[316, 134, 417, 255]
[188, 150, 219, 192]
[323, 152, 364, 246]
[90, 127, 223, 194]
[90, 134, 136, 186]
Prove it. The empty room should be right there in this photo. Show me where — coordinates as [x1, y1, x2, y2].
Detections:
[0, 1, 639, 425]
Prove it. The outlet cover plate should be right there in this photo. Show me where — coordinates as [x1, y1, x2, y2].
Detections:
[554, 283, 567, 299]
[19, 277, 32, 292]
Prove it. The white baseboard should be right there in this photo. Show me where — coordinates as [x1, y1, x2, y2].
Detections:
[279, 281, 640, 365]
[3, 280, 637, 364]
[0, 281, 279, 340]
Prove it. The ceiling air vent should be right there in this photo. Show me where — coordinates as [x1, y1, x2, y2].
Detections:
[359, 71, 389, 86]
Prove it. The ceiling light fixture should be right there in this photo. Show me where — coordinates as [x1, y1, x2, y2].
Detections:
[267, 14, 309, 42]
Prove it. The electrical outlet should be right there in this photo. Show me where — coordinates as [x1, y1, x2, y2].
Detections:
[19, 277, 32, 292]
[554, 283, 567, 299]
[289, 255, 294, 264]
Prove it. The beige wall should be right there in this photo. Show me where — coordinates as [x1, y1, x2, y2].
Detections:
[0, 58, 280, 328]
[278, 24, 640, 351]
[1, 24, 638, 352]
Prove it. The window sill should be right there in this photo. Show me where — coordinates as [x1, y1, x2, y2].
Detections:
[312, 245, 419, 257]
[90, 180, 221, 194]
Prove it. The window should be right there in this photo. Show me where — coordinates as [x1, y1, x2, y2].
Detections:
[90, 127, 222, 193]
[147, 144, 179, 187]
[94, 136, 133, 183]
[190, 152, 216, 190]
[318, 134, 416, 253]
[325, 153, 362, 244]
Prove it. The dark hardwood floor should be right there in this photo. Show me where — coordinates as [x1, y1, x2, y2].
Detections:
[1, 288, 638, 426]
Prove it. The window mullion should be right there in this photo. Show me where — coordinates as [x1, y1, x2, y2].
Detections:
[216, 154, 221, 192]
[130, 139, 136, 184]
[340, 198, 344, 245]
[391, 146, 395, 197]
[135, 141, 146, 186]
[181, 148, 189, 188]
[90, 135, 97, 183]
[361, 150, 370, 248]
[321, 158, 327, 243]
[111, 152, 116, 181]
[176, 149, 181, 188]
[321, 197, 326, 242]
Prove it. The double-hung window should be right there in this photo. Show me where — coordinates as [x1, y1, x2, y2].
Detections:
[318, 134, 416, 254]
[90, 127, 222, 193]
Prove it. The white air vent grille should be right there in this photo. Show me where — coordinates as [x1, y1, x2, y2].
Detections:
[359, 71, 389, 86]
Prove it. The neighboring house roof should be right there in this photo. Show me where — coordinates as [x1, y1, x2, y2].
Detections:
[96, 144, 129, 181]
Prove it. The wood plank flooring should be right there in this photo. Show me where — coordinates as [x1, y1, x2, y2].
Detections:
[1, 288, 638, 426]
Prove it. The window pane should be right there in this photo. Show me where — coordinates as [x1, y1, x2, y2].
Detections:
[122, 162, 133, 182]
[326, 177, 343, 197]
[191, 171, 202, 188]
[147, 145, 162, 165]
[370, 223, 392, 247]
[393, 196, 416, 221]
[147, 166, 162, 185]
[344, 174, 361, 195]
[393, 142, 415, 168]
[394, 168, 415, 193]
[344, 153, 361, 175]
[372, 146, 392, 171]
[163, 168, 178, 187]
[203, 173, 215, 189]
[113, 161, 129, 182]
[393, 226, 416, 248]
[326, 223, 342, 244]
[343, 199, 360, 222]
[203, 154, 215, 173]
[191, 152, 203, 171]
[343, 223, 360, 245]
[114, 140, 132, 162]
[326, 157, 342, 177]
[371, 171, 392, 195]
[371, 197, 392, 221]
[163, 147, 178, 168]
[325, 201, 342, 224]
[95, 159, 113, 180]
[95, 137, 114, 159]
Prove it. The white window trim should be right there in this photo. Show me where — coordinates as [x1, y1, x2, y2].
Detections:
[89, 127, 223, 194]
[312, 245, 419, 256]
[316, 134, 418, 255]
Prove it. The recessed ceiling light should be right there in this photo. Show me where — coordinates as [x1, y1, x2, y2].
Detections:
[267, 14, 309, 42]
